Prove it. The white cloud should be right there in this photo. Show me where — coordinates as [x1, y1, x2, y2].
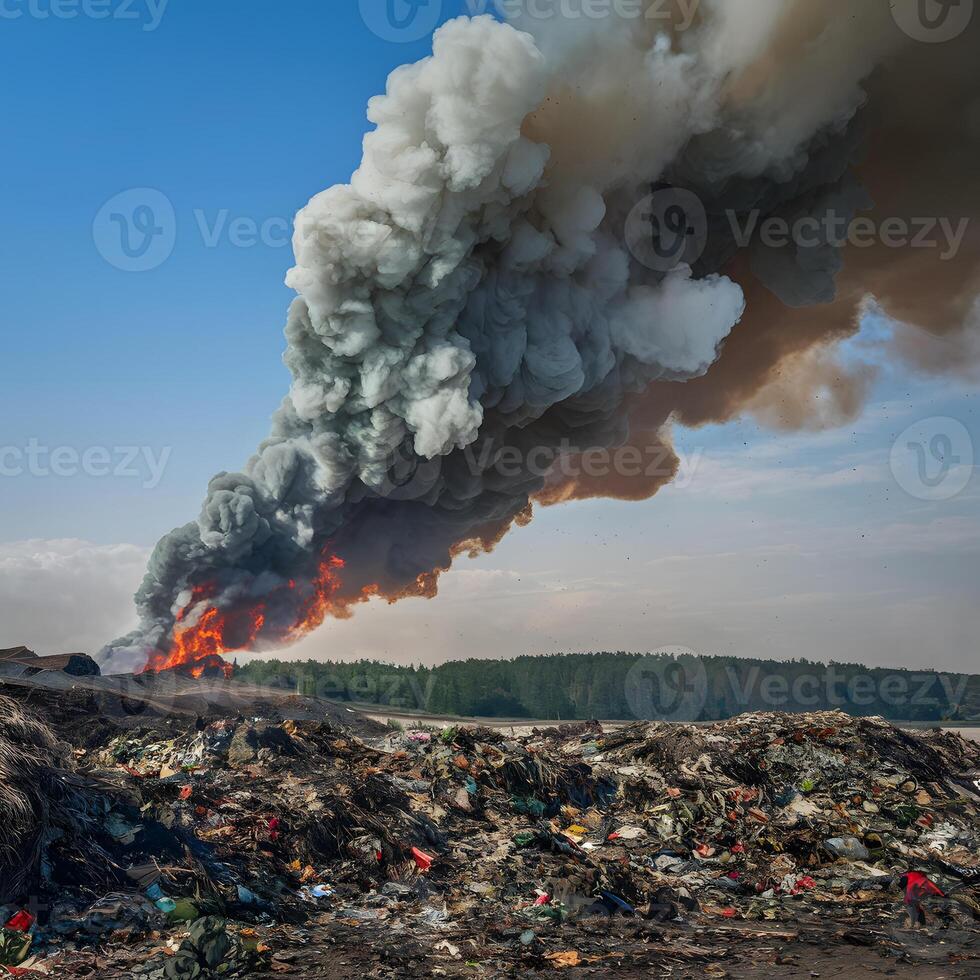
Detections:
[0, 539, 148, 657]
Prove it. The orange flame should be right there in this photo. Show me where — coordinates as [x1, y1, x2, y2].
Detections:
[142, 554, 346, 675]
[286, 555, 345, 639]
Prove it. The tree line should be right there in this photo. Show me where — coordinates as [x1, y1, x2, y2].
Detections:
[236, 651, 980, 723]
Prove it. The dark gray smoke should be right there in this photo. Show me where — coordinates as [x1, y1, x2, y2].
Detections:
[103, 2, 980, 670]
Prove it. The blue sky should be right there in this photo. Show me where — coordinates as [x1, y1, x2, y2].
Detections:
[1, 2, 977, 671]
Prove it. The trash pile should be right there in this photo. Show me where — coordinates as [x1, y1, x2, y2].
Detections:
[1, 692, 979, 978]
[0, 698, 110, 906]
[569, 716, 980, 919]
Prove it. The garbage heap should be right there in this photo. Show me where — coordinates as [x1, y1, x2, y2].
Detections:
[0, 697, 111, 905]
[1, 698, 978, 977]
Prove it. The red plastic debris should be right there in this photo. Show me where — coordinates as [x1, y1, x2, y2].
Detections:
[905, 871, 944, 903]
[411, 847, 434, 871]
[4, 911, 34, 932]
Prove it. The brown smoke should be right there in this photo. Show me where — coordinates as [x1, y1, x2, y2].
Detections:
[538, 15, 979, 505]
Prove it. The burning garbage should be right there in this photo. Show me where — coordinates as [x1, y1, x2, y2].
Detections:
[0, 689, 978, 976]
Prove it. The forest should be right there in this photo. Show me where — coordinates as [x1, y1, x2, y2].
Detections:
[237, 651, 980, 723]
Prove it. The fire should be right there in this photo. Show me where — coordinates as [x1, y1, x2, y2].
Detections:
[142, 554, 346, 676]
[286, 555, 345, 639]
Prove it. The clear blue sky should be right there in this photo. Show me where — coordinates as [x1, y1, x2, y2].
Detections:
[1, 3, 977, 671]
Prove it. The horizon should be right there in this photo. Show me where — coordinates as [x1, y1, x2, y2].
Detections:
[1, 2, 978, 675]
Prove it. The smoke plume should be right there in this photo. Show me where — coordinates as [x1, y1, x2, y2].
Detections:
[103, 2, 980, 672]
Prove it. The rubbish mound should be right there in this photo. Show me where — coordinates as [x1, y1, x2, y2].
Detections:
[0, 670, 388, 746]
[0, 697, 111, 906]
[1, 695, 978, 978]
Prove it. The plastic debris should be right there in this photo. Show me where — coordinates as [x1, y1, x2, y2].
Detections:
[1, 688, 978, 977]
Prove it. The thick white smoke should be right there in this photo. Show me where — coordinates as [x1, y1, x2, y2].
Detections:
[103, 3, 979, 670]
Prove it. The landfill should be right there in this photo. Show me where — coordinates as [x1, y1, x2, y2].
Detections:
[1, 682, 979, 978]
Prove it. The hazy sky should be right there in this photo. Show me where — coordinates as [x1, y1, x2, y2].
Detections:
[1, 3, 977, 672]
